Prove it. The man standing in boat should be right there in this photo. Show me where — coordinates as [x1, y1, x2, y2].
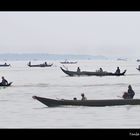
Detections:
[115, 67, 120, 74]
[122, 85, 135, 99]
[77, 67, 81, 73]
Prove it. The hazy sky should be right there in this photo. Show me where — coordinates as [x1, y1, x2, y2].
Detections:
[0, 12, 140, 58]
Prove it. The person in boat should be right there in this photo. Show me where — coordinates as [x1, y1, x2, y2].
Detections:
[77, 67, 81, 73]
[81, 93, 87, 100]
[99, 68, 103, 72]
[73, 97, 77, 100]
[4, 63, 7, 65]
[115, 67, 120, 74]
[44, 62, 47, 66]
[28, 61, 31, 66]
[0, 76, 8, 86]
[122, 85, 135, 99]
[138, 65, 140, 69]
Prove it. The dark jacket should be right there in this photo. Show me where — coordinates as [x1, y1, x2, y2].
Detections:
[1, 79, 8, 85]
[123, 89, 135, 99]
[127, 88, 135, 99]
[115, 68, 120, 74]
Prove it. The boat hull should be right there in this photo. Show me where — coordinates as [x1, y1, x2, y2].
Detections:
[33, 96, 140, 107]
[60, 67, 126, 76]
[0, 82, 13, 87]
[28, 64, 53, 67]
[0, 64, 10, 67]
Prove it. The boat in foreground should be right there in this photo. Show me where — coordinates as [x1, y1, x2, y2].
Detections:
[0, 82, 13, 87]
[32, 96, 140, 107]
[60, 67, 127, 76]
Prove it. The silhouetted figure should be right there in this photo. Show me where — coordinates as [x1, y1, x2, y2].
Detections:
[139, 65, 140, 69]
[0, 76, 8, 86]
[28, 61, 31, 66]
[73, 97, 77, 100]
[81, 93, 87, 100]
[122, 85, 135, 99]
[77, 67, 81, 73]
[115, 67, 120, 74]
[4, 63, 7, 65]
[99, 68, 103, 72]
[44, 62, 47, 65]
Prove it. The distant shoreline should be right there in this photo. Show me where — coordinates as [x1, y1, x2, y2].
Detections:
[0, 53, 108, 61]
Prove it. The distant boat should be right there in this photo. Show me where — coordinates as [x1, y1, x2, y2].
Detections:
[60, 67, 127, 76]
[32, 96, 140, 107]
[0, 63, 10, 67]
[117, 58, 127, 61]
[60, 61, 77, 64]
[27, 62, 53, 67]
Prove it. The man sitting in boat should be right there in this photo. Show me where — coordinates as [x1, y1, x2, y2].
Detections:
[44, 62, 47, 65]
[115, 67, 120, 74]
[0, 76, 8, 86]
[99, 68, 103, 72]
[81, 93, 87, 100]
[96, 68, 103, 73]
[122, 85, 135, 99]
[77, 67, 81, 73]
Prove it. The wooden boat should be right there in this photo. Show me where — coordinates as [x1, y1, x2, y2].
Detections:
[60, 61, 77, 64]
[117, 58, 127, 61]
[32, 96, 140, 107]
[60, 67, 127, 76]
[0, 82, 13, 87]
[0, 64, 10, 67]
[27, 63, 53, 67]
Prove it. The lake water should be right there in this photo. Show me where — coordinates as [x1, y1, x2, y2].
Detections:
[0, 60, 140, 128]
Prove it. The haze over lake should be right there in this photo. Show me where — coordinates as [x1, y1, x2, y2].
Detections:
[0, 12, 140, 128]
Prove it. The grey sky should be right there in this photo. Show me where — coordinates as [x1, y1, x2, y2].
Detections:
[0, 12, 140, 58]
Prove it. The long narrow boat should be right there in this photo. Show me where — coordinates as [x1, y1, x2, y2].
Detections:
[32, 96, 140, 107]
[60, 67, 127, 76]
[28, 63, 53, 67]
[0, 64, 10, 67]
[60, 61, 77, 64]
[0, 82, 13, 87]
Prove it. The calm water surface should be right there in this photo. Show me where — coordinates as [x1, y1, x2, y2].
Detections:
[0, 60, 140, 128]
